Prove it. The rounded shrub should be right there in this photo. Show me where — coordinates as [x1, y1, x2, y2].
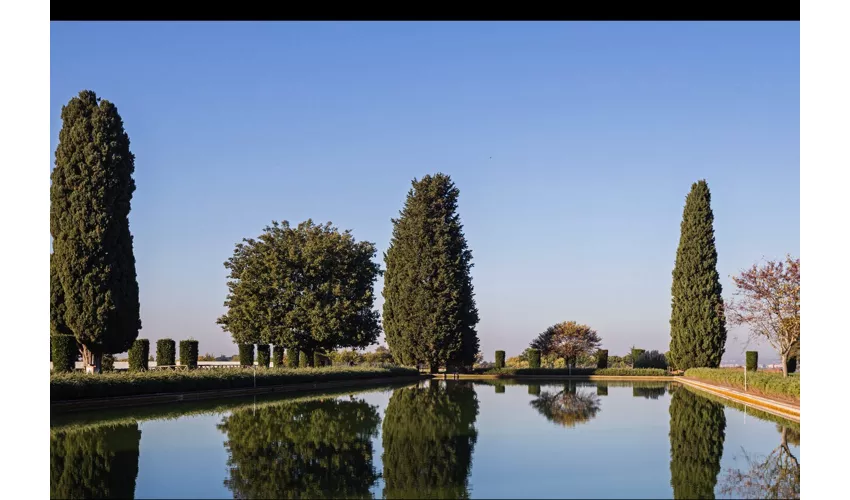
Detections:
[271, 345, 284, 368]
[286, 348, 299, 368]
[51, 336, 77, 373]
[528, 349, 541, 369]
[128, 339, 149, 372]
[746, 351, 758, 372]
[257, 344, 271, 368]
[786, 356, 797, 374]
[179, 340, 199, 369]
[495, 383, 506, 394]
[156, 339, 176, 367]
[495, 350, 506, 369]
[238, 344, 255, 367]
[631, 348, 645, 367]
[596, 349, 609, 369]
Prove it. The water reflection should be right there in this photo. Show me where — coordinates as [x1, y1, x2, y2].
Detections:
[218, 396, 381, 499]
[381, 381, 479, 499]
[719, 424, 800, 499]
[633, 385, 667, 399]
[50, 423, 141, 499]
[530, 381, 602, 428]
[669, 388, 726, 499]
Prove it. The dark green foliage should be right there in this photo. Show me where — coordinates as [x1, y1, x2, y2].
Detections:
[528, 384, 541, 396]
[271, 346, 284, 368]
[746, 351, 759, 372]
[50, 423, 141, 499]
[632, 385, 667, 399]
[669, 385, 726, 499]
[666, 350, 677, 371]
[669, 180, 727, 370]
[685, 368, 799, 400]
[128, 339, 149, 372]
[383, 174, 480, 371]
[494, 383, 506, 394]
[596, 384, 608, 396]
[50, 366, 420, 401]
[50, 90, 141, 368]
[635, 350, 668, 370]
[102, 354, 115, 372]
[487, 367, 670, 377]
[786, 356, 797, 374]
[51, 336, 77, 373]
[218, 220, 381, 358]
[596, 349, 608, 369]
[286, 348, 299, 368]
[382, 381, 479, 498]
[299, 351, 310, 368]
[256, 344, 270, 368]
[631, 349, 645, 367]
[528, 349, 541, 369]
[238, 344, 254, 367]
[218, 396, 381, 498]
[179, 340, 199, 369]
[314, 352, 329, 367]
[495, 351, 505, 369]
[156, 339, 176, 367]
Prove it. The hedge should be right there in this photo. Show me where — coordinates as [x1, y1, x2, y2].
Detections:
[102, 354, 115, 372]
[156, 339, 176, 367]
[596, 349, 608, 369]
[685, 368, 800, 401]
[257, 344, 271, 368]
[635, 350, 667, 370]
[495, 350, 505, 369]
[128, 339, 149, 372]
[631, 348, 645, 366]
[528, 349, 541, 369]
[786, 356, 797, 374]
[239, 344, 254, 367]
[299, 351, 309, 368]
[51, 336, 77, 373]
[271, 346, 284, 368]
[50, 365, 421, 401]
[179, 340, 199, 369]
[746, 351, 758, 372]
[286, 348, 299, 368]
[486, 367, 670, 377]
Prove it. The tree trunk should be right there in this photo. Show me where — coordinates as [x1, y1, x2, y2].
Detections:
[81, 345, 102, 374]
[781, 353, 788, 377]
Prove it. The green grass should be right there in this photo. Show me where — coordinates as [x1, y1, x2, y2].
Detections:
[684, 368, 800, 402]
[483, 367, 671, 377]
[51, 365, 420, 401]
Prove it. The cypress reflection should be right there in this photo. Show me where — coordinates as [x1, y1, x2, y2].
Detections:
[669, 388, 726, 499]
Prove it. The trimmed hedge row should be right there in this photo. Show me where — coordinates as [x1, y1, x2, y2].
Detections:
[596, 349, 608, 369]
[50, 365, 421, 401]
[128, 339, 149, 372]
[179, 340, 199, 369]
[257, 345, 271, 368]
[286, 349, 299, 368]
[239, 344, 254, 367]
[51, 336, 77, 373]
[486, 367, 670, 377]
[685, 368, 800, 401]
[157, 339, 176, 367]
[272, 346, 284, 368]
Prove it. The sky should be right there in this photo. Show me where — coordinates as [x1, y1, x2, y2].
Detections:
[50, 22, 799, 362]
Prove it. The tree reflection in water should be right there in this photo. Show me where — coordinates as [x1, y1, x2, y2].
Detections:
[218, 396, 382, 499]
[719, 424, 800, 499]
[669, 388, 726, 500]
[381, 381, 479, 499]
[530, 381, 602, 428]
[50, 423, 141, 499]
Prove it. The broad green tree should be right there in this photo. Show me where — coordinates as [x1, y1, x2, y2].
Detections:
[530, 321, 602, 368]
[383, 174, 480, 372]
[382, 381, 479, 498]
[50, 423, 141, 499]
[669, 180, 727, 370]
[50, 90, 141, 371]
[669, 388, 726, 499]
[218, 220, 381, 363]
[218, 397, 381, 498]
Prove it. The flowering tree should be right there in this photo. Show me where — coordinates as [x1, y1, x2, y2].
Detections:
[726, 256, 800, 377]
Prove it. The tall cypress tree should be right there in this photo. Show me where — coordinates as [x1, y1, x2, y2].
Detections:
[382, 174, 479, 372]
[669, 180, 726, 370]
[50, 90, 141, 371]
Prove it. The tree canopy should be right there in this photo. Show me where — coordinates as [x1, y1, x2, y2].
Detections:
[217, 220, 382, 360]
[530, 321, 602, 367]
[382, 174, 480, 372]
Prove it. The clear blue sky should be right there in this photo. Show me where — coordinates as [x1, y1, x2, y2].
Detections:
[50, 22, 799, 362]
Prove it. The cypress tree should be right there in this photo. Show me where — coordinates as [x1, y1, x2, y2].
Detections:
[383, 174, 480, 373]
[669, 180, 727, 370]
[50, 90, 141, 372]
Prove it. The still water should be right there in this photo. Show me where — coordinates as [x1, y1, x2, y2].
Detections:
[50, 379, 800, 499]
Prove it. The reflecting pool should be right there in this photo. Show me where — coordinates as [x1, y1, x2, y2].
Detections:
[50, 379, 800, 499]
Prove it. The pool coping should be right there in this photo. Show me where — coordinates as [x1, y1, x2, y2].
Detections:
[676, 377, 800, 422]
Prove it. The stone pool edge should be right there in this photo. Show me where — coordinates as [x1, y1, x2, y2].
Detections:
[51, 375, 428, 414]
[677, 377, 800, 422]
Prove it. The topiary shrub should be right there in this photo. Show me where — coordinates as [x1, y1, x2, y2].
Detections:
[746, 351, 758, 372]
[495, 383, 506, 394]
[528, 349, 541, 369]
[102, 354, 115, 372]
[286, 348, 299, 368]
[495, 350, 505, 369]
[596, 349, 609, 369]
[299, 351, 309, 368]
[257, 344, 270, 368]
[631, 348, 645, 367]
[239, 344, 254, 367]
[786, 356, 797, 374]
[128, 339, 149, 372]
[271, 345, 284, 368]
[179, 340, 199, 369]
[156, 339, 176, 367]
[635, 350, 668, 370]
[51, 336, 77, 373]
